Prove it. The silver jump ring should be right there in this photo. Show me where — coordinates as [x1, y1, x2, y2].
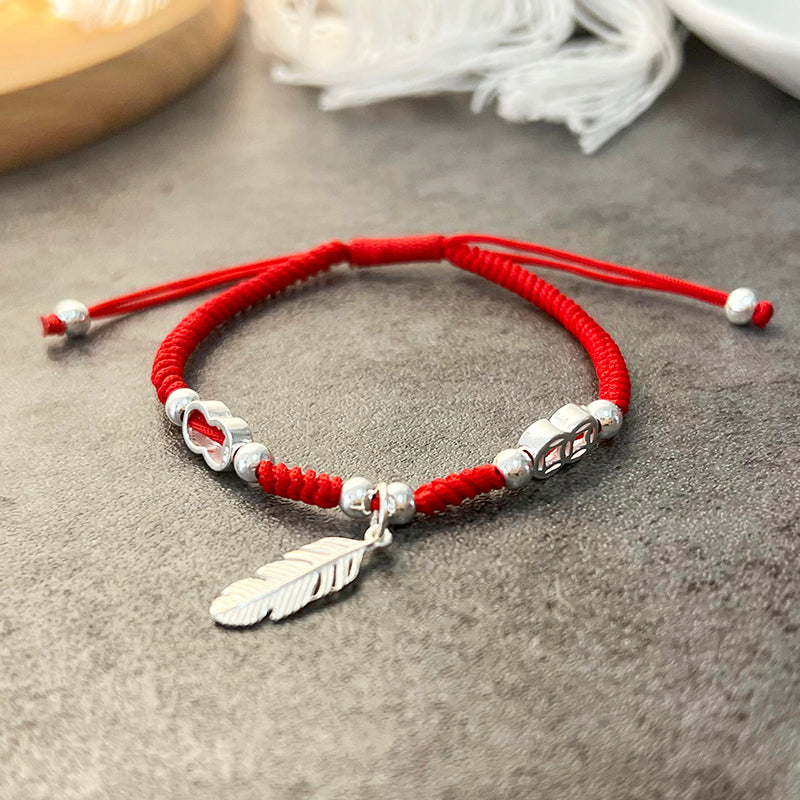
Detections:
[364, 481, 393, 548]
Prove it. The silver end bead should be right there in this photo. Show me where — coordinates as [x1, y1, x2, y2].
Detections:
[724, 287, 757, 325]
[54, 299, 91, 337]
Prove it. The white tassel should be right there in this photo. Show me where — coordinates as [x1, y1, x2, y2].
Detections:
[249, 0, 683, 153]
[47, 0, 169, 28]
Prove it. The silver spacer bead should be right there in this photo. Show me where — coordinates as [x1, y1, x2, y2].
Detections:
[54, 299, 91, 337]
[165, 388, 200, 426]
[386, 481, 416, 526]
[493, 448, 533, 489]
[339, 476, 374, 519]
[724, 287, 757, 325]
[585, 399, 623, 440]
[233, 442, 273, 483]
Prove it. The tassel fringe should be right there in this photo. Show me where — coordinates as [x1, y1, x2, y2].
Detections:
[44, 0, 683, 152]
[249, 0, 683, 153]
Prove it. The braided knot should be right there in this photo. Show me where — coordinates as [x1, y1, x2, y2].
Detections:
[257, 461, 343, 508]
[349, 235, 446, 267]
[414, 465, 506, 515]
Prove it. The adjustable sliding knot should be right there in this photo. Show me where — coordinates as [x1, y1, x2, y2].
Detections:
[348, 234, 446, 267]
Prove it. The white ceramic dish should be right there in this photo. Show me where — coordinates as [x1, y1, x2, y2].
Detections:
[667, 0, 800, 99]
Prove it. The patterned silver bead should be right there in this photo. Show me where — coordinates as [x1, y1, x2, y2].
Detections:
[518, 419, 570, 479]
[165, 388, 200, 426]
[54, 299, 91, 337]
[585, 399, 623, 439]
[339, 476, 374, 519]
[493, 448, 533, 489]
[387, 481, 416, 525]
[233, 442, 272, 483]
[181, 399, 252, 471]
[549, 403, 599, 462]
[724, 287, 757, 325]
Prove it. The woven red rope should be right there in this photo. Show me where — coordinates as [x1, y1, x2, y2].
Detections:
[147, 235, 634, 516]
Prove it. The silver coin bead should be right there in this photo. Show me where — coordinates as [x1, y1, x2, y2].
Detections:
[387, 481, 416, 526]
[233, 442, 273, 483]
[54, 299, 91, 337]
[493, 448, 533, 489]
[724, 287, 757, 325]
[339, 476, 374, 519]
[165, 388, 200, 426]
[585, 399, 623, 440]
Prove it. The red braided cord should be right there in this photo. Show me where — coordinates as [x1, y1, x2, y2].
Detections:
[443, 242, 631, 413]
[44, 234, 770, 517]
[414, 465, 507, 515]
[256, 461, 343, 508]
[146, 235, 633, 516]
[151, 241, 348, 404]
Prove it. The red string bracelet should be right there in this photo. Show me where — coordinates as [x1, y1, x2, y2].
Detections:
[42, 234, 773, 626]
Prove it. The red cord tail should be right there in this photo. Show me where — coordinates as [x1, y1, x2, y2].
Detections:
[40, 234, 773, 335]
[39, 251, 306, 338]
[446, 234, 773, 328]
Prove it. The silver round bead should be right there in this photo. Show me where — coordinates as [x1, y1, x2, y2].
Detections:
[724, 287, 757, 325]
[387, 481, 416, 526]
[54, 299, 91, 337]
[165, 388, 200, 426]
[585, 399, 623, 440]
[339, 476, 374, 519]
[233, 442, 273, 483]
[493, 448, 533, 488]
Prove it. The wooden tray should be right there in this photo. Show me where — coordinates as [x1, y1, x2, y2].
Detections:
[0, 0, 242, 171]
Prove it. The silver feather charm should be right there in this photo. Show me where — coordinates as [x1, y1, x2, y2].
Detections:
[210, 536, 378, 626]
[211, 482, 395, 627]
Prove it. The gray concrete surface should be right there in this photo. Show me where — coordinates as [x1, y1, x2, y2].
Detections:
[2, 28, 799, 800]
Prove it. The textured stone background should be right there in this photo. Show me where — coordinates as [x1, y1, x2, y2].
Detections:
[2, 29, 799, 800]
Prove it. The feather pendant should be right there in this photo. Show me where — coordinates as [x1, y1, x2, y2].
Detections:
[209, 536, 373, 626]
